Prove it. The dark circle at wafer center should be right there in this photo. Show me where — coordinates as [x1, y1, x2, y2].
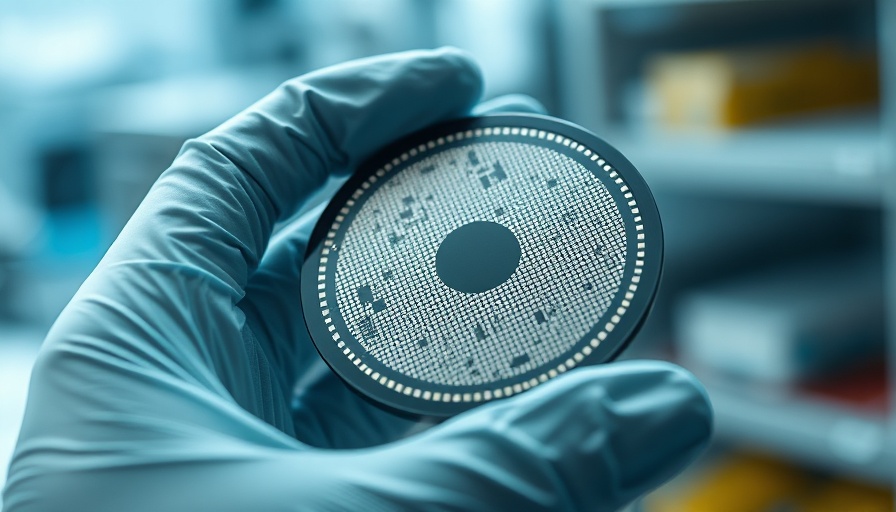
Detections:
[436, 221, 521, 294]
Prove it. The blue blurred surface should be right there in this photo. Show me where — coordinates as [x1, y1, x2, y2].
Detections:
[0, 0, 553, 325]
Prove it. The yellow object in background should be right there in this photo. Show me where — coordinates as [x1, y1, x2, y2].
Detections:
[645, 452, 809, 512]
[644, 450, 894, 512]
[645, 40, 878, 129]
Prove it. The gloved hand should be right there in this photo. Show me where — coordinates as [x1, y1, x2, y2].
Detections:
[3, 48, 712, 511]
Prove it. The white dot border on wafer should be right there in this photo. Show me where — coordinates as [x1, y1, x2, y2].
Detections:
[315, 126, 646, 404]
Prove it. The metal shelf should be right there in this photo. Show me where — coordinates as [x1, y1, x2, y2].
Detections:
[603, 113, 885, 205]
[703, 373, 893, 484]
[556, 0, 896, 492]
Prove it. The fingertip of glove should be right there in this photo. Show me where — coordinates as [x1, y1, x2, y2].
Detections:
[615, 360, 712, 404]
[524, 361, 714, 506]
[489, 360, 714, 451]
[573, 361, 714, 494]
[624, 360, 713, 428]
[572, 360, 714, 441]
[427, 46, 484, 108]
[436, 361, 714, 510]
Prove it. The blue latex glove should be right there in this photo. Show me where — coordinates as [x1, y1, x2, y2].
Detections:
[3, 48, 712, 511]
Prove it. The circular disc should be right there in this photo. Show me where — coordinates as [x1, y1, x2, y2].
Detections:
[301, 114, 663, 417]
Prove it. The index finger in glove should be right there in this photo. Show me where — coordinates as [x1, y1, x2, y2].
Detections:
[36, 48, 483, 440]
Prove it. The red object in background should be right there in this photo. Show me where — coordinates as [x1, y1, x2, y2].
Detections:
[799, 362, 888, 414]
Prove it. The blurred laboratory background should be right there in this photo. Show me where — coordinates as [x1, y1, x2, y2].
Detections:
[1, 0, 895, 509]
